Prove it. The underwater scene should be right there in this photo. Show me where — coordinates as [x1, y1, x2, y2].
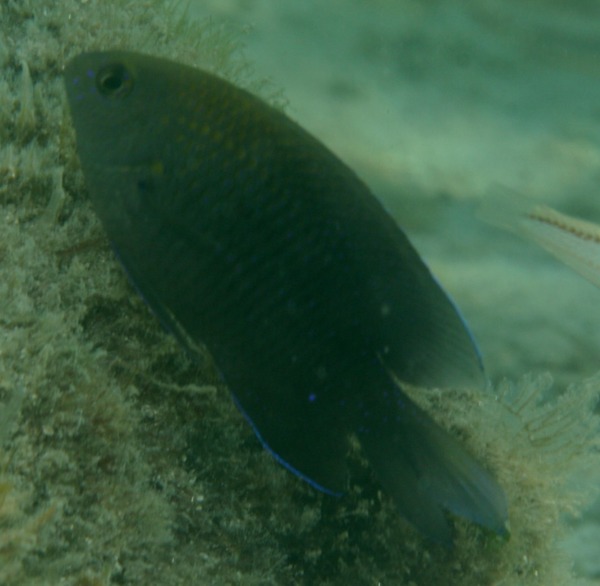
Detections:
[0, 0, 599, 584]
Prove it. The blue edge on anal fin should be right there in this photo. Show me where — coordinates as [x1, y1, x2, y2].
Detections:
[231, 393, 344, 496]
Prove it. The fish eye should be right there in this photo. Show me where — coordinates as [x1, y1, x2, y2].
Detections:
[96, 63, 133, 98]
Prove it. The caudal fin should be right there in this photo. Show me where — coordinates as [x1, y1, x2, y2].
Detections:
[357, 380, 508, 545]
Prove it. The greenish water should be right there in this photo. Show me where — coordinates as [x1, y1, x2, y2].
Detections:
[0, 1, 598, 584]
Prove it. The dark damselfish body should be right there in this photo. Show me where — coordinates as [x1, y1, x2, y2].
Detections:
[64, 51, 507, 544]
